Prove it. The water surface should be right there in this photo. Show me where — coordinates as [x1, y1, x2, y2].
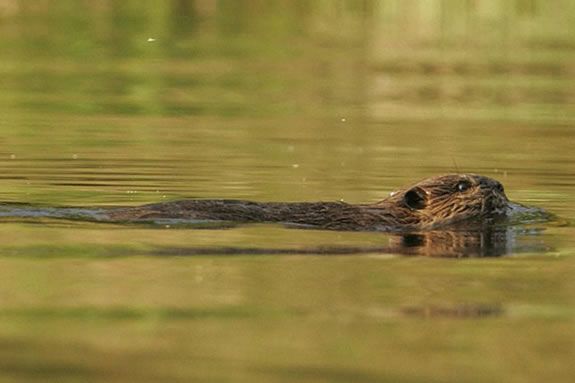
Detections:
[0, 1, 574, 382]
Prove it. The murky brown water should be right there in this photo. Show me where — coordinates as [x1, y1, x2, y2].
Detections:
[0, 1, 574, 382]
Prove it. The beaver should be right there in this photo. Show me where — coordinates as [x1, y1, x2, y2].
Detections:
[104, 174, 524, 231]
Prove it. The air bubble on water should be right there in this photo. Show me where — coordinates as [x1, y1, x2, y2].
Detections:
[341, 118, 347, 122]
[147, 37, 156, 42]
[72, 154, 78, 159]
[292, 164, 299, 169]
[9, 154, 16, 159]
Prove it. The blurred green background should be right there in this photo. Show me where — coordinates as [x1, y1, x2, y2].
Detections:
[0, 1, 574, 382]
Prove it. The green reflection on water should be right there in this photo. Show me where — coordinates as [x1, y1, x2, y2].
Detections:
[0, 1, 574, 382]
[0, 306, 291, 321]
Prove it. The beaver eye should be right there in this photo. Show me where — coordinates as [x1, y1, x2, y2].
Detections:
[496, 182, 504, 193]
[456, 180, 471, 192]
[404, 187, 427, 210]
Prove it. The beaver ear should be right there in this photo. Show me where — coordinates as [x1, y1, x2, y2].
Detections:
[404, 187, 427, 210]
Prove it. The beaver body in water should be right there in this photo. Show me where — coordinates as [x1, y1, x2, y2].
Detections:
[104, 174, 537, 231]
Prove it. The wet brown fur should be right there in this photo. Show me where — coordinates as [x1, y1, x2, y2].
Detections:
[105, 174, 510, 231]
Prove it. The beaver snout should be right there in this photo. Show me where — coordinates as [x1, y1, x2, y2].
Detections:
[477, 177, 508, 198]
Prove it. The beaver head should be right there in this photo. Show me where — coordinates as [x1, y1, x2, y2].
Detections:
[377, 174, 509, 229]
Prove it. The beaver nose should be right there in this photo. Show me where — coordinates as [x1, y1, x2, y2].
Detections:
[478, 177, 505, 194]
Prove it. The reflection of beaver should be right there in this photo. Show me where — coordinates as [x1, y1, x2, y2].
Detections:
[106, 174, 516, 231]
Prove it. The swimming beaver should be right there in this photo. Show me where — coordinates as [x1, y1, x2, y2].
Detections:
[104, 174, 525, 231]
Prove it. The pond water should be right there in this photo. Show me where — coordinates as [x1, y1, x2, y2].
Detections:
[0, 1, 574, 382]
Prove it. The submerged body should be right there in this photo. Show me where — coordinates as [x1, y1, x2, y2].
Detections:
[0, 173, 551, 256]
[103, 174, 543, 231]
